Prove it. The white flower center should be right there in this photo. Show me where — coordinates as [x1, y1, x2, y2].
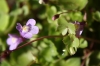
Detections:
[11, 37, 17, 43]
[22, 25, 29, 33]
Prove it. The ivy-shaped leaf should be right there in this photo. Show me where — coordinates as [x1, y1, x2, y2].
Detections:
[57, 16, 68, 35]
[47, 6, 57, 23]
[67, 23, 76, 35]
[0, 0, 9, 13]
[0, 13, 9, 32]
[93, 11, 100, 21]
[63, 34, 79, 55]
[79, 38, 88, 48]
[66, 57, 81, 66]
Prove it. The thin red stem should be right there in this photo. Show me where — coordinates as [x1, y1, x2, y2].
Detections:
[13, 35, 63, 51]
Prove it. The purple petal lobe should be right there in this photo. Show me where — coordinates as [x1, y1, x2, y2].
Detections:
[9, 44, 18, 50]
[21, 32, 33, 39]
[6, 34, 23, 50]
[7, 37, 15, 45]
[7, 34, 18, 45]
[31, 26, 39, 34]
[26, 19, 36, 26]
[16, 23, 22, 32]
[20, 26, 39, 39]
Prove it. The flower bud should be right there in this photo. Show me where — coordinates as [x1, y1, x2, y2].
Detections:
[52, 14, 60, 20]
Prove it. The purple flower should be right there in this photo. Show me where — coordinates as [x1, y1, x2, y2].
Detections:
[72, 21, 85, 37]
[16, 19, 39, 39]
[6, 34, 22, 50]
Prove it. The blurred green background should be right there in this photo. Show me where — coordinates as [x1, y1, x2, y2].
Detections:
[0, 0, 100, 66]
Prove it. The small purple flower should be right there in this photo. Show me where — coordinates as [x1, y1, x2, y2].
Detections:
[6, 34, 22, 50]
[16, 19, 39, 39]
[72, 21, 85, 37]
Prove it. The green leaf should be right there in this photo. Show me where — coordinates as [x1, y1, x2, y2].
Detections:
[0, 38, 6, 51]
[17, 51, 34, 66]
[0, 13, 9, 32]
[57, 25, 67, 34]
[39, 40, 58, 62]
[9, 51, 35, 66]
[0, 0, 9, 13]
[79, 38, 88, 48]
[63, 34, 79, 55]
[69, 47, 77, 55]
[57, 16, 68, 34]
[62, 28, 68, 35]
[63, 34, 72, 46]
[57, 16, 75, 35]
[54, 60, 67, 66]
[41, 47, 55, 62]
[48, 21, 59, 35]
[57, 15, 68, 26]
[22, 5, 29, 16]
[93, 11, 100, 21]
[59, 0, 88, 10]
[1, 60, 11, 66]
[10, 8, 23, 16]
[63, 34, 79, 47]
[47, 6, 57, 23]
[3, 15, 18, 35]
[54, 58, 80, 66]
[66, 57, 81, 66]
[70, 12, 83, 22]
[67, 23, 75, 34]
[71, 36, 79, 47]
[36, 23, 43, 30]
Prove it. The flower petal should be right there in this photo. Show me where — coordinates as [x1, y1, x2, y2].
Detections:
[21, 32, 33, 39]
[7, 34, 17, 45]
[9, 43, 19, 50]
[7, 37, 13, 45]
[7, 34, 22, 46]
[26, 19, 36, 26]
[31, 26, 39, 34]
[20, 26, 39, 39]
[16, 23, 22, 32]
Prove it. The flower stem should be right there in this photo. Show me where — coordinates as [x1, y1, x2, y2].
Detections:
[13, 35, 64, 51]
[1, 35, 100, 62]
[0, 35, 64, 62]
